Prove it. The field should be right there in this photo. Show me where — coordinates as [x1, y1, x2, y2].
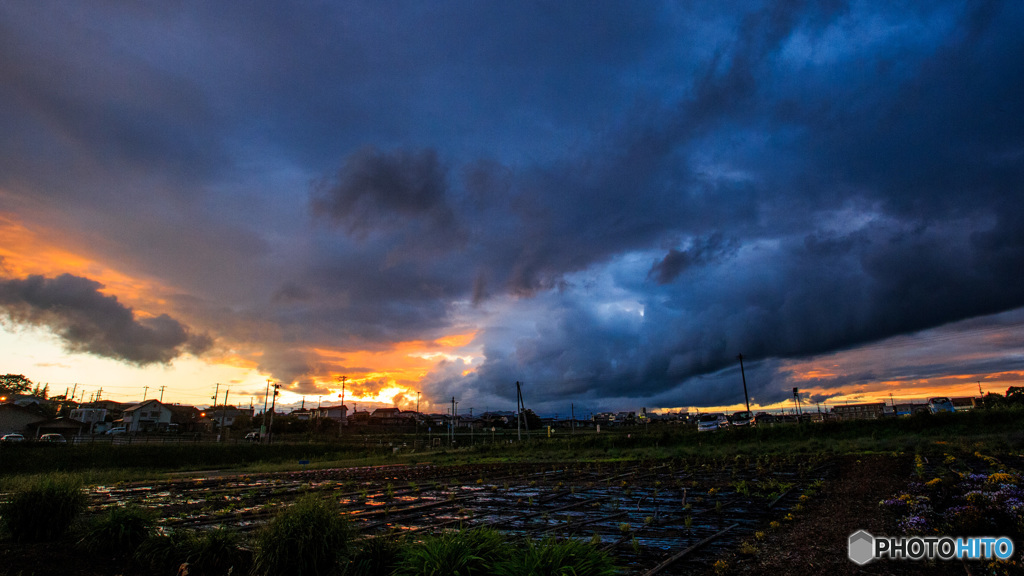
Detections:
[1, 409, 1023, 575]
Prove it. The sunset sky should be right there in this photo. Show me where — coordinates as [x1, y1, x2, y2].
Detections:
[1, 2, 1023, 415]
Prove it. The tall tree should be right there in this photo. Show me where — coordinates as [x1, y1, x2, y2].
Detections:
[0, 374, 33, 397]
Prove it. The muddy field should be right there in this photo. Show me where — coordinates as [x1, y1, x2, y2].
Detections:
[78, 455, 829, 575]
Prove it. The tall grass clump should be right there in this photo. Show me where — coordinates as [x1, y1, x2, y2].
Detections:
[78, 503, 155, 554]
[495, 537, 618, 576]
[252, 494, 352, 576]
[346, 533, 406, 576]
[0, 473, 87, 542]
[395, 527, 511, 576]
[136, 527, 249, 576]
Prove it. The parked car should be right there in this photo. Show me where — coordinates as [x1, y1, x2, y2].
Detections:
[1, 433, 26, 443]
[105, 426, 127, 435]
[928, 397, 955, 414]
[696, 413, 719, 432]
[39, 433, 67, 443]
[729, 411, 753, 427]
[244, 431, 260, 442]
[716, 413, 731, 429]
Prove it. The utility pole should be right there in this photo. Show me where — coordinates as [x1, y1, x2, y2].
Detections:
[158, 385, 166, 402]
[415, 391, 421, 445]
[142, 385, 149, 401]
[268, 382, 280, 443]
[220, 386, 230, 441]
[266, 377, 274, 438]
[516, 381, 528, 441]
[737, 354, 751, 416]
[212, 383, 220, 439]
[337, 376, 347, 434]
[571, 403, 575, 435]
[96, 387, 103, 401]
[70, 383, 77, 403]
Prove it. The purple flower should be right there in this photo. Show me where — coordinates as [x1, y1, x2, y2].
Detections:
[1001, 497, 1024, 515]
[899, 514, 929, 534]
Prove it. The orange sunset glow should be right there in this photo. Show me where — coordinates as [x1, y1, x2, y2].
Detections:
[0, 213, 170, 311]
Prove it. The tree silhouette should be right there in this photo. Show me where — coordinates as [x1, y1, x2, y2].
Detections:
[0, 374, 33, 398]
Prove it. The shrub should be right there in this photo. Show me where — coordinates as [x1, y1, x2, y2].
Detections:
[252, 494, 351, 576]
[78, 504, 154, 554]
[0, 474, 87, 542]
[395, 527, 511, 576]
[494, 537, 617, 576]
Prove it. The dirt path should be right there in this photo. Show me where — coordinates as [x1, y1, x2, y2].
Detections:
[707, 453, 967, 576]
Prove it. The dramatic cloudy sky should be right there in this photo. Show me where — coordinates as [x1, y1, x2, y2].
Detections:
[1, 1, 1023, 414]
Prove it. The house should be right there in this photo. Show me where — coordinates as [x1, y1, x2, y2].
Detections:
[122, 399, 174, 432]
[200, 405, 252, 429]
[28, 417, 86, 439]
[0, 403, 47, 436]
[69, 407, 109, 433]
[370, 407, 408, 426]
[314, 404, 348, 424]
[291, 407, 313, 421]
[346, 409, 371, 425]
[166, 404, 201, 432]
[76, 400, 130, 424]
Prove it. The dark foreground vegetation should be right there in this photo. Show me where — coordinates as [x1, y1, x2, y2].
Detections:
[0, 408, 1022, 575]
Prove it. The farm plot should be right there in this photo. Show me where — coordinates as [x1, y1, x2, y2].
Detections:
[81, 455, 831, 574]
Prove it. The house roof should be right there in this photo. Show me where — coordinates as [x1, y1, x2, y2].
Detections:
[0, 402, 47, 416]
[124, 399, 167, 413]
[30, 417, 86, 430]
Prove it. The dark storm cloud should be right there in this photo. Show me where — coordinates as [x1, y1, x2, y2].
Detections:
[411, 0, 1024, 409]
[0, 274, 211, 365]
[2, 1, 1023, 407]
[648, 234, 740, 285]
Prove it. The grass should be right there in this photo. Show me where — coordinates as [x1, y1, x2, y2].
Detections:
[394, 527, 511, 576]
[347, 533, 407, 576]
[77, 503, 155, 554]
[136, 527, 250, 576]
[252, 494, 352, 576]
[494, 537, 618, 576]
[0, 473, 87, 542]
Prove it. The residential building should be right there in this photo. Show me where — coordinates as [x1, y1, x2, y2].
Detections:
[122, 399, 174, 432]
[0, 403, 47, 436]
[314, 404, 348, 424]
